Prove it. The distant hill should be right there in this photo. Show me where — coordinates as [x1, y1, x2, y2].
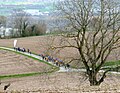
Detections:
[0, 0, 57, 16]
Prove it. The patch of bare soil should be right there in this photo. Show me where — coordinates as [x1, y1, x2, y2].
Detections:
[0, 50, 51, 75]
[0, 72, 120, 93]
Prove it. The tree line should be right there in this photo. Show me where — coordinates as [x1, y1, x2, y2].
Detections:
[0, 9, 46, 38]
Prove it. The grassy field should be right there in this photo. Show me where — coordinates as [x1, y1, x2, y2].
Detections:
[104, 61, 120, 67]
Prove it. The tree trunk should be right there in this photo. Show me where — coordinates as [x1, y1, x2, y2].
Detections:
[88, 70, 99, 86]
[88, 70, 107, 86]
[89, 75, 98, 86]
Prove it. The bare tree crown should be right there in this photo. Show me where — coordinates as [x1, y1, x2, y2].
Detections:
[53, 0, 120, 85]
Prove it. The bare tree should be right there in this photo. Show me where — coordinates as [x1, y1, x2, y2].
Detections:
[52, 0, 120, 86]
[26, 22, 46, 36]
[11, 9, 31, 37]
[33, 22, 46, 35]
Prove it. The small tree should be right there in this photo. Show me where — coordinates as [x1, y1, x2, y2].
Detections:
[52, 0, 120, 86]
[33, 23, 46, 35]
[26, 22, 46, 36]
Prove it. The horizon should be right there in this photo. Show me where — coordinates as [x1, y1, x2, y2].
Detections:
[0, 0, 55, 16]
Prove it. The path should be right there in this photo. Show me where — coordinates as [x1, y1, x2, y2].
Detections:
[0, 47, 120, 75]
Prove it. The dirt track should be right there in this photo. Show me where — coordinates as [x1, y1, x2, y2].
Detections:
[0, 36, 120, 92]
[0, 36, 119, 61]
[0, 36, 79, 58]
[0, 49, 119, 93]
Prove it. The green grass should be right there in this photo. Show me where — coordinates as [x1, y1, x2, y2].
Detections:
[70, 60, 120, 70]
[0, 72, 41, 79]
[103, 60, 120, 67]
[0, 67, 58, 79]
[101, 60, 120, 71]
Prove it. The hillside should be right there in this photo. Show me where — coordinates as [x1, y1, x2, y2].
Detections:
[0, 35, 119, 64]
[0, 36, 120, 92]
[0, 49, 52, 75]
[0, 36, 77, 60]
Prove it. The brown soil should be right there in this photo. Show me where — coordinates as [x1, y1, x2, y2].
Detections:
[0, 50, 51, 75]
[0, 72, 120, 93]
[0, 36, 119, 61]
[0, 36, 81, 67]
[0, 35, 120, 69]
[0, 36, 120, 93]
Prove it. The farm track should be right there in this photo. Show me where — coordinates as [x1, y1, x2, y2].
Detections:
[0, 47, 120, 93]
[0, 47, 120, 74]
[0, 47, 56, 76]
